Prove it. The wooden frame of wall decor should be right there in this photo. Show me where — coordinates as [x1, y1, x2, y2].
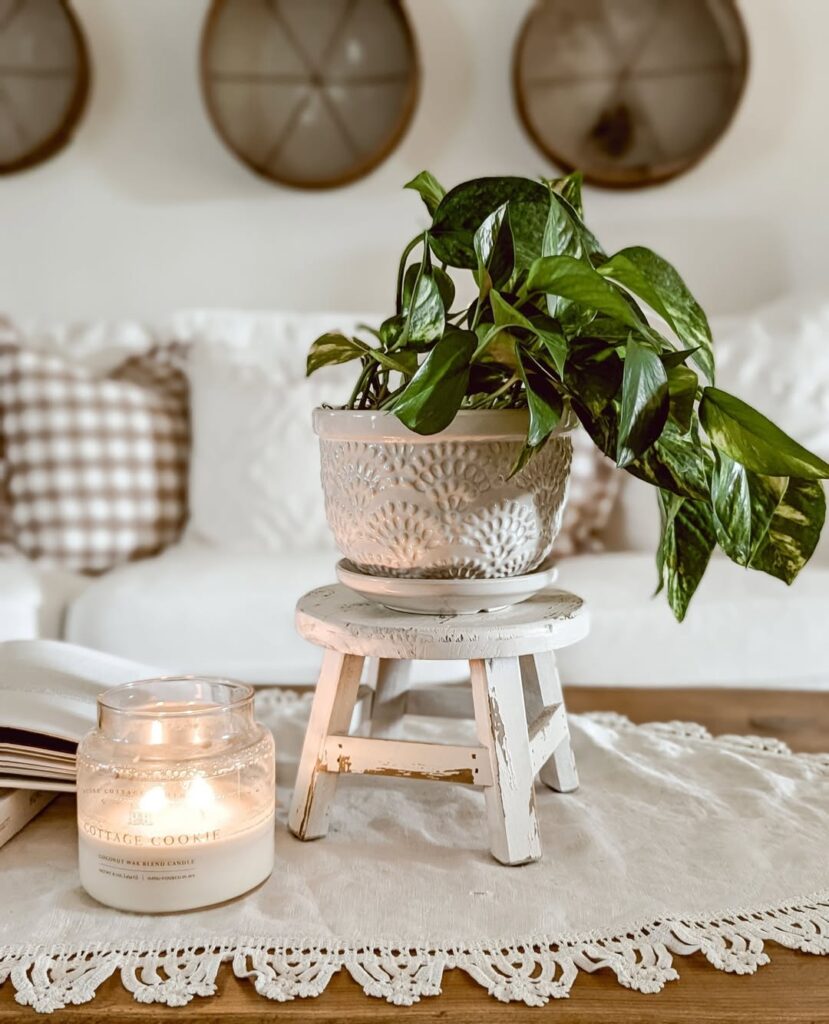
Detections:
[199, 0, 420, 190]
[0, 0, 90, 175]
[513, 0, 749, 189]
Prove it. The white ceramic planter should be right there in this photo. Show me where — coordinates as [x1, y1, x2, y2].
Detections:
[314, 409, 572, 579]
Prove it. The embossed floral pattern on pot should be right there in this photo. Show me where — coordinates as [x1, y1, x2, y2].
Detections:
[314, 410, 572, 579]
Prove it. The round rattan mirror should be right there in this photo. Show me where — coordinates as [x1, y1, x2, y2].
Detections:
[200, 0, 420, 189]
[0, 0, 89, 174]
[514, 0, 748, 189]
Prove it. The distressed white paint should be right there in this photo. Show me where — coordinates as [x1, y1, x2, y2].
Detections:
[322, 735, 492, 787]
[528, 704, 569, 779]
[470, 657, 541, 866]
[295, 585, 589, 660]
[290, 586, 586, 863]
[521, 652, 580, 793]
[287, 650, 364, 841]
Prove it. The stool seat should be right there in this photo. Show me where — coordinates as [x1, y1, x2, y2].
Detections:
[289, 584, 589, 866]
[296, 585, 589, 660]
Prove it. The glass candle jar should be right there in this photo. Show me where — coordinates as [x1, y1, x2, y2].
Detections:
[77, 677, 275, 912]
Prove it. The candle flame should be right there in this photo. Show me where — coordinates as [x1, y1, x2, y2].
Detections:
[138, 785, 168, 814]
[148, 720, 164, 745]
[186, 776, 216, 811]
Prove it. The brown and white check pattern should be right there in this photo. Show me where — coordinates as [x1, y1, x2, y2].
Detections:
[0, 341, 190, 572]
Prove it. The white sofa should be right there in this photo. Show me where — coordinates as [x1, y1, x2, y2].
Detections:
[2, 301, 829, 690]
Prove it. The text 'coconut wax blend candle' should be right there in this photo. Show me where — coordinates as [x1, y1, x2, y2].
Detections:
[77, 677, 275, 912]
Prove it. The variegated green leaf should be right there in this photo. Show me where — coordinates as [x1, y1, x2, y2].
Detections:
[701, 388, 829, 479]
[710, 451, 785, 566]
[616, 335, 669, 467]
[404, 170, 446, 217]
[599, 246, 714, 381]
[657, 491, 717, 622]
[749, 478, 826, 584]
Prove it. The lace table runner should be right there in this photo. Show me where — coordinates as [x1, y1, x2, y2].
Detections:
[1, 694, 827, 1012]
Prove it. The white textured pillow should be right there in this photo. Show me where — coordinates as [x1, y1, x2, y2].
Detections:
[178, 311, 376, 554]
[713, 295, 829, 458]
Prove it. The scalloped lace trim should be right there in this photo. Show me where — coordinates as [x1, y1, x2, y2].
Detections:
[2, 711, 827, 1013]
[2, 893, 828, 1013]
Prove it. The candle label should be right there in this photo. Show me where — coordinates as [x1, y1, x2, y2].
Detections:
[78, 810, 275, 912]
[81, 821, 223, 848]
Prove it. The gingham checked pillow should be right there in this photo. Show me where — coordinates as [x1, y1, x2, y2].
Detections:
[0, 341, 190, 572]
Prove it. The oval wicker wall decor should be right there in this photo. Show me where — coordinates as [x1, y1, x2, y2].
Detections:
[514, 0, 748, 189]
[0, 0, 89, 174]
[200, 0, 420, 189]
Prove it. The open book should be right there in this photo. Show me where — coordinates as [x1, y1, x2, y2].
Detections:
[0, 641, 159, 792]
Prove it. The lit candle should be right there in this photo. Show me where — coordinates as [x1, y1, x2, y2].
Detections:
[77, 677, 275, 913]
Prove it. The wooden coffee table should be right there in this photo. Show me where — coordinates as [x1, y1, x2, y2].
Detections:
[1, 686, 826, 1023]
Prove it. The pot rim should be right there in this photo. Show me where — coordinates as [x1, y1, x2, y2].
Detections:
[313, 407, 573, 443]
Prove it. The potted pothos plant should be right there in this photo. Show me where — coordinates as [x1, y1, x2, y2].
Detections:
[308, 170, 829, 620]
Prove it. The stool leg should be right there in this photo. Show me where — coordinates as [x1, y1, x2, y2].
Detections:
[521, 651, 579, 793]
[288, 651, 364, 840]
[369, 659, 412, 738]
[470, 657, 541, 866]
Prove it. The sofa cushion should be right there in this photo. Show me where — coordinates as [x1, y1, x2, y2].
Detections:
[555, 552, 829, 689]
[64, 540, 471, 686]
[64, 543, 829, 690]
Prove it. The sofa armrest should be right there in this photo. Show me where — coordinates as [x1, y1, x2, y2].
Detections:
[0, 558, 41, 641]
[0, 558, 92, 641]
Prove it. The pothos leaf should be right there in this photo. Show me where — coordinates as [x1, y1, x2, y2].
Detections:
[700, 388, 829, 479]
[473, 202, 514, 290]
[542, 186, 581, 322]
[599, 246, 714, 381]
[402, 265, 445, 346]
[749, 477, 827, 584]
[666, 364, 698, 433]
[529, 316, 568, 379]
[549, 170, 585, 217]
[525, 255, 644, 331]
[661, 346, 701, 369]
[627, 419, 712, 501]
[306, 333, 366, 375]
[308, 333, 414, 377]
[564, 337, 622, 417]
[710, 450, 785, 566]
[429, 177, 548, 272]
[389, 329, 476, 434]
[404, 170, 446, 217]
[656, 491, 717, 622]
[516, 349, 563, 447]
[616, 335, 669, 467]
[433, 267, 456, 311]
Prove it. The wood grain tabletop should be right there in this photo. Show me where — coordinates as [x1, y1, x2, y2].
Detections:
[2, 685, 827, 1023]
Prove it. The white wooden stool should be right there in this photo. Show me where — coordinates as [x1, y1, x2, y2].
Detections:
[288, 584, 589, 865]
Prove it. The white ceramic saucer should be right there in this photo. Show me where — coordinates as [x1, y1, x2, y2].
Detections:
[335, 559, 560, 616]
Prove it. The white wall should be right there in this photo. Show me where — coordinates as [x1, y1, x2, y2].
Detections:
[0, 0, 826, 323]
